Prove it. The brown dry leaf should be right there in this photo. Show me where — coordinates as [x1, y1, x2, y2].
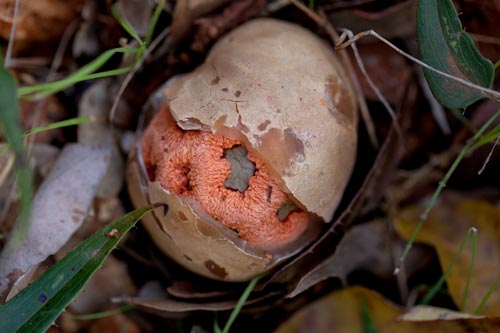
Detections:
[395, 191, 500, 315]
[384, 317, 500, 333]
[69, 255, 136, 314]
[288, 219, 432, 298]
[0, 0, 84, 50]
[276, 286, 500, 333]
[352, 42, 412, 104]
[326, 0, 416, 39]
[275, 286, 403, 333]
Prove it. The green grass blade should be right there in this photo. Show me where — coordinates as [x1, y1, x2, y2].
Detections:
[0, 205, 159, 333]
[1, 115, 95, 155]
[213, 313, 223, 333]
[26, 116, 94, 137]
[398, 108, 500, 268]
[474, 123, 500, 148]
[398, 145, 469, 267]
[70, 305, 133, 320]
[17, 47, 137, 98]
[421, 228, 476, 305]
[144, 0, 165, 47]
[360, 297, 378, 333]
[112, 3, 144, 45]
[34, 66, 133, 98]
[475, 276, 500, 314]
[460, 227, 477, 310]
[417, 0, 494, 108]
[0, 53, 33, 246]
[221, 276, 260, 333]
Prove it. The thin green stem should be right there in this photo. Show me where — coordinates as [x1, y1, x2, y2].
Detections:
[71, 305, 133, 320]
[475, 276, 500, 314]
[26, 116, 94, 137]
[111, 4, 144, 45]
[18, 47, 137, 97]
[397, 108, 500, 272]
[145, 0, 165, 47]
[221, 276, 261, 333]
[421, 228, 476, 305]
[397, 146, 469, 269]
[460, 228, 477, 310]
[214, 312, 222, 333]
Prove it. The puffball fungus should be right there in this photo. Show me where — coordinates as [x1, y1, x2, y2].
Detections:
[127, 18, 358, 281]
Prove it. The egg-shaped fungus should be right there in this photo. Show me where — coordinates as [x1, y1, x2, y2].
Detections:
[127, 18, 358, 281]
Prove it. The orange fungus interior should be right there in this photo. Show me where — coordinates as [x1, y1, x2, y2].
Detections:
[141, 107, 310, 248]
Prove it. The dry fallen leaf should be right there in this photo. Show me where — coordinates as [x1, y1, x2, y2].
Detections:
[276, 286, 500, 333]
[288, 219, 432, 298]
[275, 286, 403, 333]
[0, 0, 84, 50]
[395, 191, 500, 315]
[400, 305, 484, 321]
[0, 143, 111, 300]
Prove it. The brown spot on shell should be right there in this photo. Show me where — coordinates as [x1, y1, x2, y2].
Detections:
[178, 211, 188, 221]
[205, 259, 228, 278]
[258, 120, 271, 131]
[325, 74, 355, 127]
[211, 76, 220, 85]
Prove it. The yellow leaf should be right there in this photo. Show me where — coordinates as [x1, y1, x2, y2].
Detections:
[275, 285, 500, 333]
[275, 286, 403, 333]
[395, 191, 500, 314]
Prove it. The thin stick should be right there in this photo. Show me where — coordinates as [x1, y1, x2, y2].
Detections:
[478, 135, 499, 175]
[338, 28, 401, 141]
[4, 0, 20, 67]
[336, 29, 500, 101]
[108, 28, 170, 124]
[289, 0, 380, 148]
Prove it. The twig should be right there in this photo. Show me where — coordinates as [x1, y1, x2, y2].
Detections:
[289, 0, 380, 148]
[4, 0, 20, 67]
[336, 29, 500, 101]
[416, 67, 450, 135]
[478, 135, 499, 175]
[108, 27, 170, 124]
[337, 28, 401, 141]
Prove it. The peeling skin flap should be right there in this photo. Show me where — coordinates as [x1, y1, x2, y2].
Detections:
[0, 144, 111, 298]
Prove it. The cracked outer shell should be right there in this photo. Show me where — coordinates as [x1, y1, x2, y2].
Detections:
[163, 18, 358, 221]
[127, 151, 321, 281]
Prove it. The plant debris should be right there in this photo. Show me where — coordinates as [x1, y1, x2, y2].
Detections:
[223, 145, 255, 193]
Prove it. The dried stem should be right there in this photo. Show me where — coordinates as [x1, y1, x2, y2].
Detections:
[290, 0, 386, 148]
[336, 29, 500, 101]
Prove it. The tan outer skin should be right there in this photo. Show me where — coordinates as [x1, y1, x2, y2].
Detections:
[128, 18, 358, 281]
[165, 18, 358, 221]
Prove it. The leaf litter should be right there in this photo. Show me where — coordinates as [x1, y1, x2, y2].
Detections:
[1, 0, 500, 332]
[0, 144, 111, 299]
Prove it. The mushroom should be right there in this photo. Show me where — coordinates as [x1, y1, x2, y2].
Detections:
[127, 18, 358, 281]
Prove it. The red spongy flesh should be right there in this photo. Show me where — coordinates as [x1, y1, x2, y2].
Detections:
[141, 107, 309, 248]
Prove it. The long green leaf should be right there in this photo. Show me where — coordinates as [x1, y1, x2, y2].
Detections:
[0, 52, 33, 244]
[418, 0, 494, 108]
[0, 205, 160, 333]
[17, 47, 137, 98]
